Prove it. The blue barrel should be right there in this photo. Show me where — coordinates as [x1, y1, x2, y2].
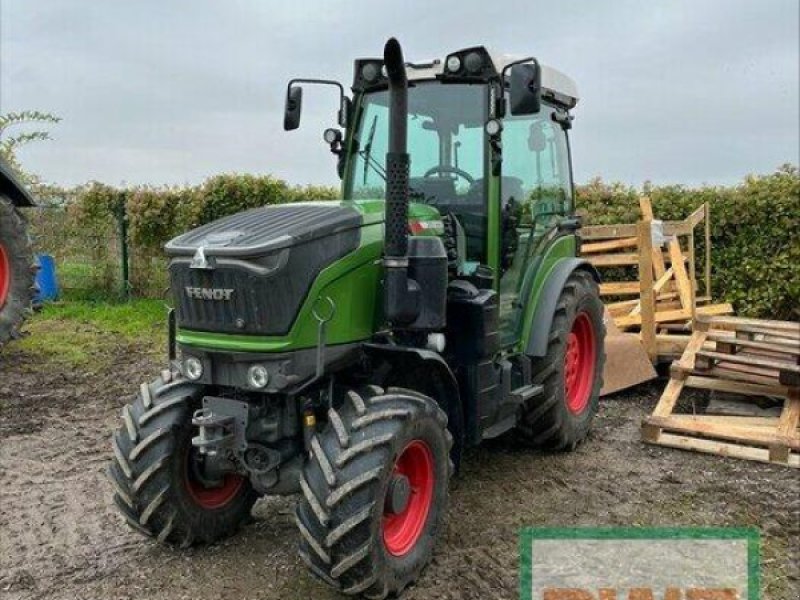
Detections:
[34, 254, 59, 304]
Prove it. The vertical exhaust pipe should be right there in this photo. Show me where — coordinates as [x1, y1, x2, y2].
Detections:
[383, 37, 419, 324]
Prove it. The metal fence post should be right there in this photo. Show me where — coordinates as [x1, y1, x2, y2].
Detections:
[117, 195, 130, 300]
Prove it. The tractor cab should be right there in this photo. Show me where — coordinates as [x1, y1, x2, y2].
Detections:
[287, 46, 580, 345]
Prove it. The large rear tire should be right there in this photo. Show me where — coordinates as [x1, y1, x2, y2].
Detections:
[108, 374, 257, 546]
[296, 386, 452, 598]
[516, 270, 605, 450]
[0, 197, 36, 346]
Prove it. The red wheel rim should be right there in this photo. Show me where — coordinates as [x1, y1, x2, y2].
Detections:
[0, 243, 10, 310]
[383, 440, 435, 556]
[564, 312, 596, 415]
[184, 450, 245, 510]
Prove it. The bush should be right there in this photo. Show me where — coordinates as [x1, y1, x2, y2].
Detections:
[33, 167, 799, 319]
[575, 164, 799, 320]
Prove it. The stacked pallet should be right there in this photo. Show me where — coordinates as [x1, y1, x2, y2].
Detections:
[641, 316, 800, 467]
[582, 197, 733, 362]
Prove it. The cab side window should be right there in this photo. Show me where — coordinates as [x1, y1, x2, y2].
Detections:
[498, 105, 573, 339]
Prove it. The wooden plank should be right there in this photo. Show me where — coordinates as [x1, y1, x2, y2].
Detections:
[599, 281, 640, 296]
[588, 251, 686, 267]
[638, 220, 656, 362]
[705, 332, 800, 357]
[706, 366, 780, 387]
[645, 416, 800, 449]
[676, 330, 710, 372]
[705, 316, 800, 335]
[581, 224, 638, 240]
[615, 303, 733, 329]
[639, 197, 667, 279]
[653, 267, 675, 294]
[777, 390, 800, 437]
[687, 204, 706, 227]
[650, 378, 686, 418]
[668, 238, 694, 314]
[677, 415, 782, 428]
[695, 350, 800, 375]
[684, 375, 789, 398]
[588, 253, 640, 267]
[582, 236, 638, 254]
[583, 221, 690, 240]
[646, 432, 800, 468]
[656, 334, 691, 357]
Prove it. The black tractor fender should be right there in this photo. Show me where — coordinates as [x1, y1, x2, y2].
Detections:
[525, 258, 601, 357]
[0, 158, 36, 207]
[361, 342, 464, 472]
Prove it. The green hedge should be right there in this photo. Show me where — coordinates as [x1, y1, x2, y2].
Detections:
[576, 164, 799, 320]
[43, 166, 799, 319]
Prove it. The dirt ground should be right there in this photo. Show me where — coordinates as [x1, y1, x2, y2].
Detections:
[1, 339, 798, 600]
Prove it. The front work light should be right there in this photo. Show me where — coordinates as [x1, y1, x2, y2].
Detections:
[247, 365, 270, 389]
[184, 356, 203, 381]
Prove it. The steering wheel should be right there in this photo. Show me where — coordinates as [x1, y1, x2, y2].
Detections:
[423, 165, 475, 185]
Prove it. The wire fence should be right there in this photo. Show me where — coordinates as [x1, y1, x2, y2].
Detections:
[27, 205, 168, 300]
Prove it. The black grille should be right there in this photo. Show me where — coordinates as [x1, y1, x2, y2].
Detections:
[170, 228, 359, 335]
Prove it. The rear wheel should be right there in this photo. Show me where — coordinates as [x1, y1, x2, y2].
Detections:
[295, 386, 452, 598]
[108, 374, 257, 546]
[517, 270, 605, 450]
[0, 197, 36, 346]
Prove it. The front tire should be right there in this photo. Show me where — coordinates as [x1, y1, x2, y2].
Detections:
[296, 386, 452, 598]
[108, 374, 257, 546]
[517, 270, 605, 450]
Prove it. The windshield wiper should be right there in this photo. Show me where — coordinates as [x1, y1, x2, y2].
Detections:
[362, 115, 378, 185]
[357, 115, 428, 202]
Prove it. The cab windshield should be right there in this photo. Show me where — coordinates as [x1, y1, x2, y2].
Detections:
[347, 82, 488, 259]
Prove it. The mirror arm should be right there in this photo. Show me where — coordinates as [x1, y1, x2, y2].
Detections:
[287, 78, 350, 127]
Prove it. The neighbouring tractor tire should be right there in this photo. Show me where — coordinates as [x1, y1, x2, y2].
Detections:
[108, 374, 257, 546]
[517, 270, 605, 450]
[0, 197, 36, 347]
[296, 386, 453, 598]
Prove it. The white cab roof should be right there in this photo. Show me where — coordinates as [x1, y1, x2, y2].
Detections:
[404, 50, 579, 107]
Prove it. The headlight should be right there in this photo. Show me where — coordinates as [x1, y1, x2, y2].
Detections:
[247, 365, 270, 389]
[446, 55, 461, 73]
[484, 118, 503, 137]
[183, 356, 203, 381]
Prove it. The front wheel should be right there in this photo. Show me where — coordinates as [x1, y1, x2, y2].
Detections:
[295, 386, 453, 598]
[516, 270, 605, 450]
[108, 374, 257, 546]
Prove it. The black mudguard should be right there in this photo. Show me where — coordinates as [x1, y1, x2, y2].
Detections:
[525, 258, 600, 358]
[0, 158, 36, 207]
[362, 343, 464, 471]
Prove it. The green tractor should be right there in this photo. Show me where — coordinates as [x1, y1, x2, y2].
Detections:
[109, 38, 605, 598]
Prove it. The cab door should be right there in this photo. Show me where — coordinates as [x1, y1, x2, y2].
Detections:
[496, 104, 574, 344]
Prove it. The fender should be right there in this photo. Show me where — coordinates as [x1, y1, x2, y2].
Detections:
[0, 158, 35, 207]
[525, 258, 600, 357]
[362, 342, 464, 470]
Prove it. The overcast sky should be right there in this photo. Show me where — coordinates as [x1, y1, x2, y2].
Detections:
[1, 0, 798, 188]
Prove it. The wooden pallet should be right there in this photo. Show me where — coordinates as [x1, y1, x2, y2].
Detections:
[583, 197, 733, 362]
[641, 316, 800, 467]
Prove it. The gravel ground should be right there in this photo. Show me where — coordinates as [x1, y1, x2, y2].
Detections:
[1, 339, 798, 599]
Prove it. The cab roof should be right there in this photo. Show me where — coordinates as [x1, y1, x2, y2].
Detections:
[353, 46, 579, 109]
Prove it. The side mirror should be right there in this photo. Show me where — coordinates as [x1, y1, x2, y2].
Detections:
[284, 86, 303, 131]
[338, 97, 351, 128]
[509, 62, 541, 116]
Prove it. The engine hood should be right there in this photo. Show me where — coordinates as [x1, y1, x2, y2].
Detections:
[165, 202, 362, 258]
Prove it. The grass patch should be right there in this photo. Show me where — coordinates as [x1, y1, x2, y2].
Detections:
[17, 299, 168, 367]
